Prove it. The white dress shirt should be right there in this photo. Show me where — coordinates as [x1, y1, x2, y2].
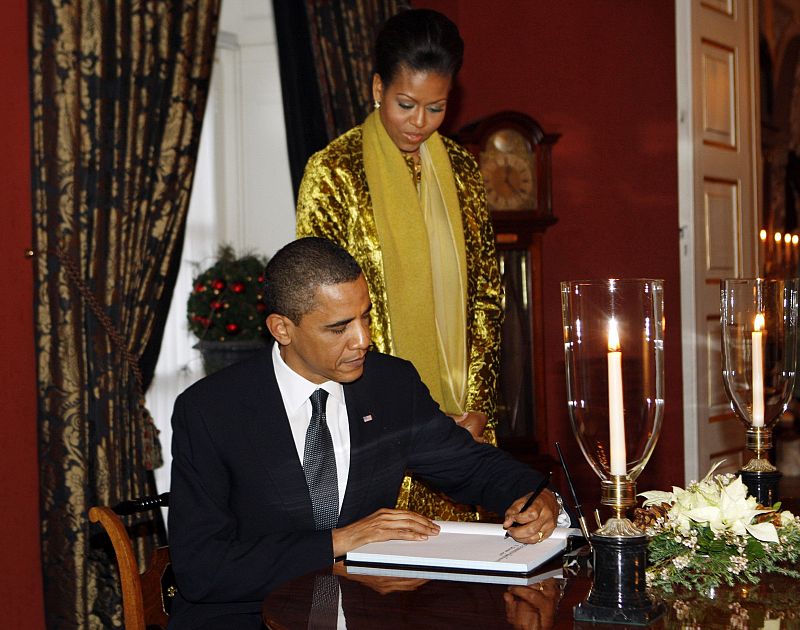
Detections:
[272, 343, 351, 511]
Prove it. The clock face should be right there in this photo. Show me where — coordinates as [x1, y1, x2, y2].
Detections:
[481, 152, 534, 210]
[479, 129, 537, 211]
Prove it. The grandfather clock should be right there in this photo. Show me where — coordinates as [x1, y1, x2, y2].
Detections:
[456, 111, 559, 468]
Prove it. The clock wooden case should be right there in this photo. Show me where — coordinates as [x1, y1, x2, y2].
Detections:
[456, 111, 559, 470]
[458, 110, 558, 227]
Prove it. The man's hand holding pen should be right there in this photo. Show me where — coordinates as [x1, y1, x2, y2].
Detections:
[502, 489, 560, 544]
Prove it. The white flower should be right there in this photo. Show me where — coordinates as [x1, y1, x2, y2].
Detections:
[780, 510, 796, 527]
[672, 555, 691, 569]
[728, 555, 748, 575]
[639, 489, 675, 506]
[722, 475, 748, 501]
[745, 521, 779, 543]
[639, 461, 778, 542]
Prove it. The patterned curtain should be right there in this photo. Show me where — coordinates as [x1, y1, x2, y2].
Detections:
[29, 1, 220, 627]
[305, 0, 410, 140]
[272, 0, 330, 195]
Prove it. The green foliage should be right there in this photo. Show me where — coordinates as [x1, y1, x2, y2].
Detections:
[645, 513, 800, 593]
[186, 245, 269, 342]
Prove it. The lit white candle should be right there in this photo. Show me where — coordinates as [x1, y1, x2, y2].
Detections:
[607, 318, 627, 475]
[752, 313, 765, 427]
[759, 229, 767, 274]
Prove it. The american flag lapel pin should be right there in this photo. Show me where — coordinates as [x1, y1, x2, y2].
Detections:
[362, 413, 373, 423]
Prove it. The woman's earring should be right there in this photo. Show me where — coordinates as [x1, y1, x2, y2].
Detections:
[373, 100, 381, 110]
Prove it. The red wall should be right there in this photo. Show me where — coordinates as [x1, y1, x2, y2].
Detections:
[418, 1, 683, 505]
[1, 1, 45, 626]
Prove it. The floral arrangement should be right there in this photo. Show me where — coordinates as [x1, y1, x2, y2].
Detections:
[186, 245, 269, 342]
[636, 461, 800, 592]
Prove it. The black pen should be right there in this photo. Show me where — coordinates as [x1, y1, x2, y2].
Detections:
[505, 470, 552, 538]
[555, 441, 592, 545]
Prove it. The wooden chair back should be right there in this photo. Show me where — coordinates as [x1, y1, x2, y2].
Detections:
[89, 494, 173, 630]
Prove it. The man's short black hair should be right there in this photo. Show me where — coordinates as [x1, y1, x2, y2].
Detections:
[264, 237, 363, 324]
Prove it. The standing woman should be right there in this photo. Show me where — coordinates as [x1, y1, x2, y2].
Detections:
[296, 9, 503, 521]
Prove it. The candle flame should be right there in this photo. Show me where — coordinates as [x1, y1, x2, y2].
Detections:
[786, 233, 792, 244]
[775, 232, 783, 243]
[760, 229, 767, 241]
[608, 318, 621, 352]
[754, 313, 765, 332]
[794, 235, 799, 246]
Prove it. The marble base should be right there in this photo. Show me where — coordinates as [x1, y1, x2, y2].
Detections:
[573, 534, 664, 626]
[739, 469, 782, 506]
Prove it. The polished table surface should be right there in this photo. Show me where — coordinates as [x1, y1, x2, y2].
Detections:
[261, 557, 800, 629]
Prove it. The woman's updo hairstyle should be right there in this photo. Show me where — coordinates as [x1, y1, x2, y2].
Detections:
[374, 9, 464, 87]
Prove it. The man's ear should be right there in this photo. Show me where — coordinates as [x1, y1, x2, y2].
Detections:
[266, 314, 292, 346]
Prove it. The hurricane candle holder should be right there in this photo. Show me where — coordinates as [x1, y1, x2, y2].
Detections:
[720, 278, 799, 506]
[561, 278, 665, 625]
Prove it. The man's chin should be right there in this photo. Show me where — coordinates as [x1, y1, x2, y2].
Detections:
[337, 361, 365, 383]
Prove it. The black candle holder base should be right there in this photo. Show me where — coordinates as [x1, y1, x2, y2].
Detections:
[573, 534, 664, 626]
[739, 469, 781, 506]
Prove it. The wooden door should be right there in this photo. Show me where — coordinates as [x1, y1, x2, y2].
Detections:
[677, 0, 761, 481]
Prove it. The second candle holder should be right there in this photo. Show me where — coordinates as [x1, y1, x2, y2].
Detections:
[720, 277, 800, 505]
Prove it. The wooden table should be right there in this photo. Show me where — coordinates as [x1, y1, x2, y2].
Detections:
[261, 559, 800, 629]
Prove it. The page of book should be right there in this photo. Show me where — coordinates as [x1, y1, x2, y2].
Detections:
[345, 522, 580, 576]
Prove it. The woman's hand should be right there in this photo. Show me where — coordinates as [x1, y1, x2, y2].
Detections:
[449, 411, 488, 443]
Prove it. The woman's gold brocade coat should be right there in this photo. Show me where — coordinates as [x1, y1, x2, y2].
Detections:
[296, 125, 503, 521]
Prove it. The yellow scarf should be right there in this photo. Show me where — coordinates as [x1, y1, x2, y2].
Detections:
[362, 110, 467, 413]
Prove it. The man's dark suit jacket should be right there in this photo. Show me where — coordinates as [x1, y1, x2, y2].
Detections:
[168, 347, 541, 627]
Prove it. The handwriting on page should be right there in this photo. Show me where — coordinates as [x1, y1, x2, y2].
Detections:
[497, 543, 526, 561]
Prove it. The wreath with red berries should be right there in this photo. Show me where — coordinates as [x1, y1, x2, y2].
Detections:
[186, 245, 270, 342]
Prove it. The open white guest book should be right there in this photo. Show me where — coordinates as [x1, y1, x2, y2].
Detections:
[345, 521, 581, 576]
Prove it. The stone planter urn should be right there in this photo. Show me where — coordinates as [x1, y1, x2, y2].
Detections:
[196, 338, 269, 375]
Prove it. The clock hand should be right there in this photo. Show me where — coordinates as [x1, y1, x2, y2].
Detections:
[502, 165, 517, 195]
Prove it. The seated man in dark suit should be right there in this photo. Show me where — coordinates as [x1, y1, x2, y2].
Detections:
[168, 237, 566, 628]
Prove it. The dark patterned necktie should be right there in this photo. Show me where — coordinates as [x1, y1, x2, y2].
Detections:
[303, 388, 339, 530]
